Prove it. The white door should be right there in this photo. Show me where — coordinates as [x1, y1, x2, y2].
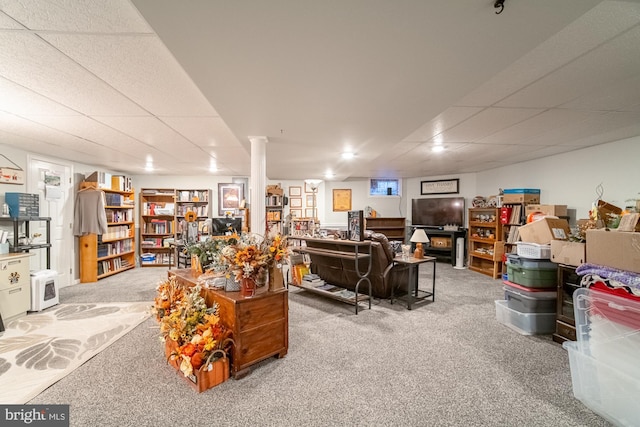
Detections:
[27, 156, 73, 288]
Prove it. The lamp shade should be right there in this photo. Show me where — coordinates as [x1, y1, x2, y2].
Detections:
[304, 179, 322, 191]
[410, 228, 430, 243]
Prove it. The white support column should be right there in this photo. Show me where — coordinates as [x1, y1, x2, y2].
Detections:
[249, 136, 268, 235]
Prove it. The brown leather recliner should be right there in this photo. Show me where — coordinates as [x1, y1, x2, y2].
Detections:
[306, 231, 409, 299]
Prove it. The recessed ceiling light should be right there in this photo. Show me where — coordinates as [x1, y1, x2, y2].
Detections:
[341, 152, 355, 160]
[432, 145, 445, 153]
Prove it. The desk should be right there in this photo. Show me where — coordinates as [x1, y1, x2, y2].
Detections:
[391, 256, 436, 310]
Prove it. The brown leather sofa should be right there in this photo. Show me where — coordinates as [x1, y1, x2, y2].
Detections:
[305, 231, 409, 299]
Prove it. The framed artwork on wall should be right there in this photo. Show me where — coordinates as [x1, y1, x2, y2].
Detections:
[217, 183, 244, 216]
[289, 186, 302, 197]
[290, 198, 302, 208]
[305, 208, 316, 218]
[332, 189, 351, 211]
[306, 195, 315, 207]
[290, 209, 302, 218]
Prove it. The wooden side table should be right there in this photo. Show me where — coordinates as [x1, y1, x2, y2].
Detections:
[169, 269, 288, 378]
[391, 256, 437, 310]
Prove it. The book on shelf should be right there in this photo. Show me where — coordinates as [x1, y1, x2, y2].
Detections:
[314, 283, 341, 292]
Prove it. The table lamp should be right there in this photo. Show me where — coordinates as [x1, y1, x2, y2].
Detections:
[410, 229, 430, 259]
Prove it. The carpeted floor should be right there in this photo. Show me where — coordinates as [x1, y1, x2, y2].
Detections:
[27, 263, 610, 426]
[0, 301, 150, 404]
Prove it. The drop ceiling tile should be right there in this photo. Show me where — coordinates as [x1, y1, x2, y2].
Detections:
[497, 25, 640, 109]
[559, 73, 640, 112]
[477, 109, 605, 145]
[161, 117, 241, 148]
[0, 11, 23, 29]
[403, 107, 483, 141]
[1, 0, 152, 32]
[458, 1, 640, 107]
[440, 107, 545, 142]
[0, 77, 80, 115]
[23, 114, 156, 157]
[0, 32, 147, 115]
[42, 33, 218, 116]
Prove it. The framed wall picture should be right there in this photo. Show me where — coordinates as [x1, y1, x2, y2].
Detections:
[332, 189, 351, 211]
[420, 178, 459, 195]
[290, 209, 302, 218]
[305, 208, 316, 218]
[218, 183, 244, 216]
[290, 198, 302, 208]
[348, 210, 364, 241]
[306, 194, 315, 207]
[289, 186, 302, 197]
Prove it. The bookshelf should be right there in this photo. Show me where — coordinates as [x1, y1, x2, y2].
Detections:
[139, 188, 176, 267]
[468, 207, 504, 279]
[365, 217, 406, 242]
[175, 189, 211, 243]
[79, 187, 135, 282]
[266, 187, 284, 234]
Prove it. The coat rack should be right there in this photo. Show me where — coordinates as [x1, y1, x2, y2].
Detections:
[0, 154, 24, 185]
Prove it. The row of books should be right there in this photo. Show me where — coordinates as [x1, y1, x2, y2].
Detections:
[97, 239, 133, 257]
[267, 211, 281, 221]
[505, 225, 521, 244]
[145, 220, 173, 234]
[177, 204, 208, 216]
[266, 195, 283, 206]
[97, 256, 131, 275]
[500, 205, 523, 225]
[102, 225, 131, 240]
[178, 190, 209, 202]
[106, 209, 133, 223]
[298, 272, 358, 300]
[141, 253, 171, 264]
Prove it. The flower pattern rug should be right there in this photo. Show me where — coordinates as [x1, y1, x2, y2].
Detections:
[0, 302, 150, 404]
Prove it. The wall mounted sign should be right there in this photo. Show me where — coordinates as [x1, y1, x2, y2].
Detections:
[420, 178, 459, 195]
[0, 154, 24, 185]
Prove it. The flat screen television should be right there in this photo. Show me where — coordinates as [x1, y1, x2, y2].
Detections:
[411, 197, 465, 228]
[211, 217, 242, 235]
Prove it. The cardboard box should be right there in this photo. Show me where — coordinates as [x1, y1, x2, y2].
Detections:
[550, 240, 586, 267]
[518, 218, 570, 245]
[502, 193, 540, 204]
[586, 229, 640, 274]
[525, 204, 568, 217]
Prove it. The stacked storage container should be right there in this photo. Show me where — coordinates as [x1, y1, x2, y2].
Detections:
[495, 242, 557, 334]
[564, 287, 640, 426]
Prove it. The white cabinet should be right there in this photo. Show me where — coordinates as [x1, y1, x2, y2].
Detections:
[0, 253, 31, 321]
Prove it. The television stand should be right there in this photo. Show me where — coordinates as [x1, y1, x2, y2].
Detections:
[410, 226, 467, 266]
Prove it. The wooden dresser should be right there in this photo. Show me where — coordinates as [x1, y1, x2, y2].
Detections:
[169, 269, 288, 378]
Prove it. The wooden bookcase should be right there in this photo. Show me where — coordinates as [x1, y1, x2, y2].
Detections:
[139, 188, 176, 267]
[468, 208, 504, 279]
[175, 189, 211, 243]
[365, 217, 406, 242]
[266, 189, 284, 234]
[79, 188, 135, 282]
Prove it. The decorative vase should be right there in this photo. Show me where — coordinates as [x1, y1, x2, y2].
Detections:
[191, 255, 203, 274]
[268, 265, 285, 291]
[240, 277, 256, 298]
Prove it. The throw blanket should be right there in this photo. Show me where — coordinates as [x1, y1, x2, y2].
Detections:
[576, 263, 640, 296]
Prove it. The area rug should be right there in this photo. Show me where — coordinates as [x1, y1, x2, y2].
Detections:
[0, 302, 150, 404]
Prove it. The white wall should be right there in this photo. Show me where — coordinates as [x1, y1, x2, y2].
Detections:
[475, 136, 640, 223]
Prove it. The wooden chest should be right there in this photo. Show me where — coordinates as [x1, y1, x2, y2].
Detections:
[169, 269, 288, 378]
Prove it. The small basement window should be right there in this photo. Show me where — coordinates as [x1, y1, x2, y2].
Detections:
[369, 178, 401, 197]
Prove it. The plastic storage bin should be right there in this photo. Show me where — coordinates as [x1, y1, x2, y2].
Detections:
[494, 300, 556, 335]
[506, 263, 557, 288]
[563, 287, 640, 427]
[506, 254, 556, 269]
[516, 242, 551, 259]
[503, 281, 556, 313]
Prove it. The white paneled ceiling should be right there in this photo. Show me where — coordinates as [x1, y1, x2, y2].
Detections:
[0, 0, 639, 180]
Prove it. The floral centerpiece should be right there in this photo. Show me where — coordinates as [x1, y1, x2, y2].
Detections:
[219, 231, 290, 295]
[185, 235, 236, 272]
[153, 277, 233, 385]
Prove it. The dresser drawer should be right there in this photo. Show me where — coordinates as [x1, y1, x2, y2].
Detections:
[0, 256, 30, 291]
[237, 292, 286, 332]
